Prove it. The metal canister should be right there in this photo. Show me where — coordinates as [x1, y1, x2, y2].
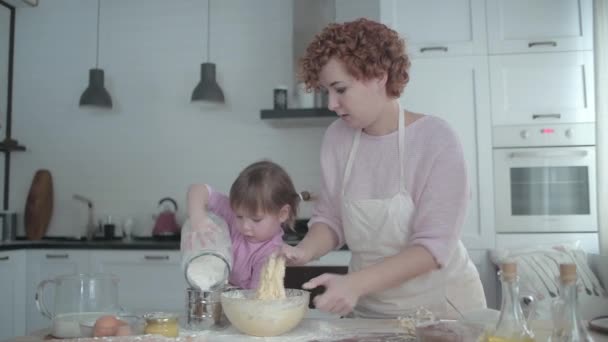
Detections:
[185, 287, 230, 331]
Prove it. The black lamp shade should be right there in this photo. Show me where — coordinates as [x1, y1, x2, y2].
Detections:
[79, 68, 113, 108]
[191, 63, 225, 103]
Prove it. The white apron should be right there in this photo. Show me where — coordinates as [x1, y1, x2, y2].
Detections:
[342, 105, 486, 319]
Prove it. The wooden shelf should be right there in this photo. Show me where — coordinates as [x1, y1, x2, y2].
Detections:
[260, 108, 335, 119]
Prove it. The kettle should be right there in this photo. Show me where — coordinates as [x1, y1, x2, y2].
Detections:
[152, 197, 181, 237]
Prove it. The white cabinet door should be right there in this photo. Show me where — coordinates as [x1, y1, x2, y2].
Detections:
[400, 56, 494, 249]
[486, 0, 593, 54]
[90, 250, 186, 315]
[489, 51, 595, 126]
[335, 0, 487, 57]
[335, 0, 382, 23]
[385, 0, 487, 57]
[25, 250, 90, 333]
[0, 250, 26, 339]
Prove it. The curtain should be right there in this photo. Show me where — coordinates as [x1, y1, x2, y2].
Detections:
[595, 0, 608, 255]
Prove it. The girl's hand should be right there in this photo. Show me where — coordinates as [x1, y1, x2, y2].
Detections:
[281, 243, 313, 266]
[181, 216, 223, 252]
[190, 211, 209, 232]
[302, 274, 361, 316]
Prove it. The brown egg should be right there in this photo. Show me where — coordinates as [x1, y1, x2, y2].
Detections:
[115, 320, 132, 336]
[93, 315, 120, 337]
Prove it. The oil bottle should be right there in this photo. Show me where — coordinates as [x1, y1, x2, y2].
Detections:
[486, 262, 535, 342]
[548, 263, 594, 342]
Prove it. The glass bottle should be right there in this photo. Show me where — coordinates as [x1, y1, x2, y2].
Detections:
[549, 263, 594, 342]
[487, 262, 535, 342]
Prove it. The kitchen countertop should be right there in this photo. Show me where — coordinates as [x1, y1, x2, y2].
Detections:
[0, 237, 180, 251]
[0, 237, 350, 252]
[5, 317, 608, 341]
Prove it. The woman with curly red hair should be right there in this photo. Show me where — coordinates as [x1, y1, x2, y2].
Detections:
[282, 18, 486, 318]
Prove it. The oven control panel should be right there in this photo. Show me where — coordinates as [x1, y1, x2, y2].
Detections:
[493, 123, 596, 148]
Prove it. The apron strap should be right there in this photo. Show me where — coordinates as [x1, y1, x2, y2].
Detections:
[397, 103, 406, 193]
[342, 102, 406, 195]
[342, 130, 361, 195]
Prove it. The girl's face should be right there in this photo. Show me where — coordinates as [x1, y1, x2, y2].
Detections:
[319, 58, 390, 133]
[233, 205, 290, 243]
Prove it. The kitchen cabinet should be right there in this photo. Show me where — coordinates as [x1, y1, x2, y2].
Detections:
[89, 250, 187, 315]
[486, 0, 593, 54]
[0, 250, 26, 339]
[400, 56, 495, 249]
[335, 0, 487, 58]
[386, 0, 487, 57]
[25, 249, 90, 333]
[489, 51, 595, 126]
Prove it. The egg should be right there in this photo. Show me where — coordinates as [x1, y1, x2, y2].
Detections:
[116, 322, 133, 336]
[115, 320, 133, 336]
[93, 315, 120, 337]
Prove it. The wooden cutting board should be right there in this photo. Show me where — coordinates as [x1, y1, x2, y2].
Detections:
[24, 169, 53, 240]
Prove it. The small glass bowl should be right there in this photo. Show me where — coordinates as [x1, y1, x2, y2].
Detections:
[143, 312, 180, 337]
[79, 314, 145, 337]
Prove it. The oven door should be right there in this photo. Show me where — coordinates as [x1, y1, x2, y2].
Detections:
[494, 146, 597, 233]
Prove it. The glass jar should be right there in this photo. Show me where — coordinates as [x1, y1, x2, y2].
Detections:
[487, 263, 535, 342]
[143, 312, 179, 337]
[181, 214, 232, 291]
[549, 263, 595, 342]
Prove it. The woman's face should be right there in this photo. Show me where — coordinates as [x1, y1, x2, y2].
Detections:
[233, 205, 289, 243]
[319, 58, 388, 130]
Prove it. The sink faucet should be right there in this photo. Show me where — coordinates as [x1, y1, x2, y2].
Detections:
[73, 194, 96, 240]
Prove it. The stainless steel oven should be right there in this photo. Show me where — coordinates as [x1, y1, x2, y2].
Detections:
[493, 123, 597, 233]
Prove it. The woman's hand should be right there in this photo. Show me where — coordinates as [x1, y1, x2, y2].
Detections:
[280, 243, 313, 266]
[302, 273, 362, 316]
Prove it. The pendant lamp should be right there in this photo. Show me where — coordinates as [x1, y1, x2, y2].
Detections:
[79, 0, 112, 108]
[191, 0, 225, 103]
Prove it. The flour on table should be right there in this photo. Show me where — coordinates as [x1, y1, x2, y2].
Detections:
[397, 307, 436, 336]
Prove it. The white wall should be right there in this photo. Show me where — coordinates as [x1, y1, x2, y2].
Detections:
[7, 0, 328, 237]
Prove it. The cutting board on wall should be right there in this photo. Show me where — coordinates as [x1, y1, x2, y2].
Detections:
[24, 169, 53, 240]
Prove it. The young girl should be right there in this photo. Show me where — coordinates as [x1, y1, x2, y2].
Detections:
[183, 160, 303, 289]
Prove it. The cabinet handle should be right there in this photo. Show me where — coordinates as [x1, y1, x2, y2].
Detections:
[419, 46, 448, 53]
[532, 113, 561, 120]
[509, 150, 588, 159]
[528, 41, 557, 48]
[46, 253, 69, 259]
[0, 256, 9, 261]
[144, 255, 169, 261]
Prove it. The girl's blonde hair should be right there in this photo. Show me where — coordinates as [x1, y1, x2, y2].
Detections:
[229, 160, 300, 229]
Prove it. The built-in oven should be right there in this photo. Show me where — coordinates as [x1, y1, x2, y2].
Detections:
[493, 123, 597, 233]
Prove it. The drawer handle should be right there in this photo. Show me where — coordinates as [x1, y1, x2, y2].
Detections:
[46, 254, 69, 259]
[0, 256, 9, 261]
[528, 41, 557, 48]
[420, 46, 448, 53]
[144, 255, 169, 261]
[532, 113, 561, 120]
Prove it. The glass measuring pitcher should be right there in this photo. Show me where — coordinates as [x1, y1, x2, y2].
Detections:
[36, 273, 122, 338]
[181, 215, 232, 291]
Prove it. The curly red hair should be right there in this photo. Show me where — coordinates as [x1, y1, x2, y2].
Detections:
[298, 18, 411, 98]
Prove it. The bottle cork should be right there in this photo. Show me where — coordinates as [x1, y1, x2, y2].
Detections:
[501, 262, 517, 281]
[559, 263, 577, 284]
